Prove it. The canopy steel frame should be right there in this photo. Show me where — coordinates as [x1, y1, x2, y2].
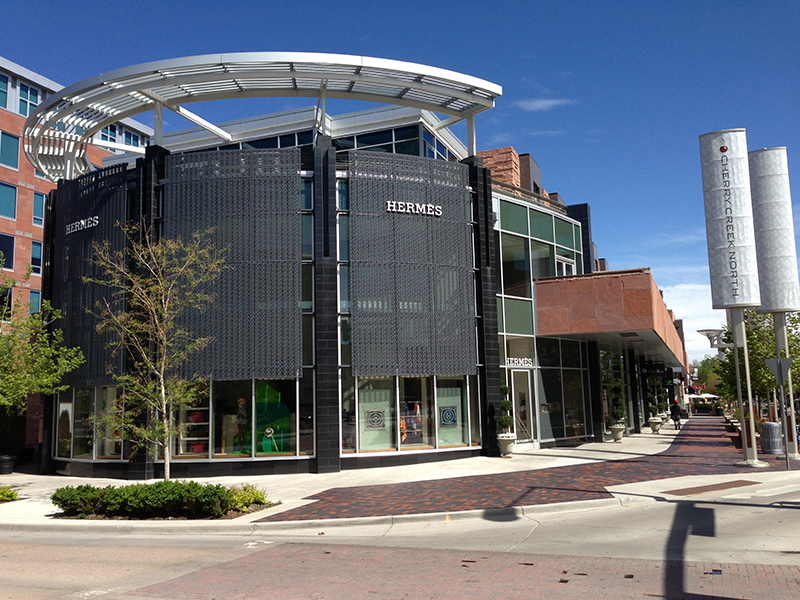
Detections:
[23, 52, 502, 181]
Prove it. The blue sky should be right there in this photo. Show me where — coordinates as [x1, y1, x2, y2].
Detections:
[3, 0, 799, 362]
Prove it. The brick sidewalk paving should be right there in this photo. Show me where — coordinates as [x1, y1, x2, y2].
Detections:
[127, 542, 800, 599]
[258, 418, 785, 522]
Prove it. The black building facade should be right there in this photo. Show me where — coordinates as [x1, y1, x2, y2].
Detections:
[43, 134, 500, 478]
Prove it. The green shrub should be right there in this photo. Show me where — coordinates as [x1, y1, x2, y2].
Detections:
[51, 480, 234, 519]
[229, 484, 267, 512]
[0, 485, 19, 502]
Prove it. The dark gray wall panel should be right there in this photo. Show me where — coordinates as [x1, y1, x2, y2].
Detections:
[349, 151, 476, 377]
[51, 165, 128, 387]
[163, 149, 302, 380]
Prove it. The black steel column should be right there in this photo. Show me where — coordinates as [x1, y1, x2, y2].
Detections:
[587, 341, 604, 442]
[313, 136, 340, 473]
[462, 156, 501, 456]
[627, 348, 642, 433]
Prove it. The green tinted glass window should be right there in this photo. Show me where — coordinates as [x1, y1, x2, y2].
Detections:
[499, 200, 527, 235]
[497, 297, 504, 332]
[574, 224, 581, 249]
[301, 179, 313, 210]
[529, 209, 554, 242]
[504, 298, 533, 335]
[530, 240, 555, 279]
[555, 218, 574, 248]
[501, 233, 531, 298]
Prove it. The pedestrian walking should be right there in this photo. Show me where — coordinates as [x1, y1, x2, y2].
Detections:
[670, 399, 681, 430]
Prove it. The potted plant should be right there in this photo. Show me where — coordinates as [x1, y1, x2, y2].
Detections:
[497, 385, 516, 457]
[608, 381, 626, 442]
[647, 402, 662, 434]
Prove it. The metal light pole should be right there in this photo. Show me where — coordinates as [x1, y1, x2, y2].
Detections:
[766, 357, 793, 470]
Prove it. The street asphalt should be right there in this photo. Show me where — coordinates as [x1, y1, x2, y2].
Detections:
[1, 416, 797, 535]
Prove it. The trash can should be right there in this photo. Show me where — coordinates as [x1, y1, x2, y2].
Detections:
[760, 422, 783, 454]
[0, 455, 15, 475]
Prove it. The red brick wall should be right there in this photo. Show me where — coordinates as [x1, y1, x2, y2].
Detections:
[2, 106, 112, 448]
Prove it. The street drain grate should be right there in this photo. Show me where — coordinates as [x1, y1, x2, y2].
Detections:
[664, 479, 759, 496]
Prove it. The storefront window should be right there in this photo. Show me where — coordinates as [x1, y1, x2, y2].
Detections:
[340, 317, 351, 365]
[96, 387, 122, 459]
[303, 315, 314, 366]
[563, 370, 586, 437]
[399, 376, 434, 449]
[538, 368, 564, 440]
[501, 233, 531, 298]
[358, 377, 396, 452]
[56, 394, 72, 458]
[299, 375, 314, 455]
[72, 388, 93, 459]
[506, 335, 534, 364]
[536, 338, 560, 367]
[468, 375, 481, 446]
[436, 376, 468, 447]
[341, 368, 356, 452]
[176, 390, 210, 458]
[212, 380, 252, 457]
[254, 379, 296, 456]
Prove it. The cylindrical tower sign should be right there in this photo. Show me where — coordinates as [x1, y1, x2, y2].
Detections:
[700, 129, 761, 309]
[749, 147, 800, 313]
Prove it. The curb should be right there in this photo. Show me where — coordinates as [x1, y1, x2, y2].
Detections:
[0, 497, 627, 536]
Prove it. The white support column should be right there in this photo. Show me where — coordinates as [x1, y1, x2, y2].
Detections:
[731, 307, 767, 466]
[466, 115, 476, 156]
[63, 148, 75, 180]
[154, 103, 164, 146]
[774, 311, 799, 457]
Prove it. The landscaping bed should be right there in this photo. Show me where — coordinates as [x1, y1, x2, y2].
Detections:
[51, 481, 278, 520]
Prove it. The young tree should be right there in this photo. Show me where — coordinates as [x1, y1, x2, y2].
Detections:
[86, 225, 226, 480]
[714, 310, 800, 410]
[0, 254, 84, 415]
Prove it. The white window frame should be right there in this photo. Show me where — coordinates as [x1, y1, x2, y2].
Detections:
[33, 192, 45, 226]
[0, 131, 19, 170]
[31, 240, 42, 275]
[0, 182, 16, 221]
[18, 82, 39, 117]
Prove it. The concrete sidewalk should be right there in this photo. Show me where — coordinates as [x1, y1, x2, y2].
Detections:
[0, 417, 793, 533]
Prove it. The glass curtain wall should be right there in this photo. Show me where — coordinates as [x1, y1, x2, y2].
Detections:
[497, 196, 589, 443]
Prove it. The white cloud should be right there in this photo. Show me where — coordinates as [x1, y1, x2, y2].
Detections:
[513, 98, 577, 112]
[660, 283, 727, 363]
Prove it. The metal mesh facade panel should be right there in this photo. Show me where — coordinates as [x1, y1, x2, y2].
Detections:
[349, 151, 476, 377]
[51, 165, 128, 387]
[163, 149, 303, 380]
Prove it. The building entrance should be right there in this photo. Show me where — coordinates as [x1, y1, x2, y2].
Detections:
[511, 370, 535, 443]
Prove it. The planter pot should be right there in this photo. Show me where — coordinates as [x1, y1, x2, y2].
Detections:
[497, 434, 516, 457]
[609, 424, 625, 443]
[0, 455, 15, 475]
[648, 417, 662, 434]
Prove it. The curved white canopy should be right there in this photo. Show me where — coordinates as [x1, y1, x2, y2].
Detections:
[23, 52, 502, 181]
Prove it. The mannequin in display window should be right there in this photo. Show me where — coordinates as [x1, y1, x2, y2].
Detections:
[236, 395, 249, 452]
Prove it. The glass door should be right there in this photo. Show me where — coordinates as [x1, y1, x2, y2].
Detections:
[511, 370, 534, 442]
